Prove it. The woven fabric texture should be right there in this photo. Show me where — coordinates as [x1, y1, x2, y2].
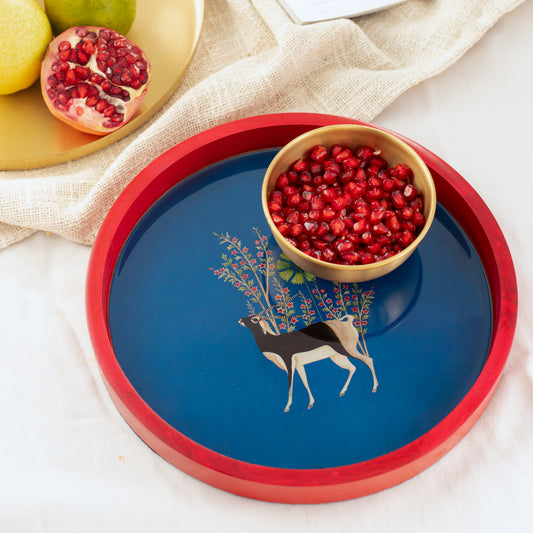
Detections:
[0, 0, 524, 249]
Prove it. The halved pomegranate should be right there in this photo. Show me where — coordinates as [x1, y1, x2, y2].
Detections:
[41, 26, 151, 136]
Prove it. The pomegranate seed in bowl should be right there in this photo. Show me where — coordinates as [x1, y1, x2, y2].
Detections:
[262, 125, 437, 283]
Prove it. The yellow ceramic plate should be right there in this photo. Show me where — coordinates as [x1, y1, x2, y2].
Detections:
[0, 0, 204, 170]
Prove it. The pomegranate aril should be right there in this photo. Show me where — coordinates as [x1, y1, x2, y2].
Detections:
[340, 252, 360, 264]
[307, 249, 323, 261]
[402, 221, 417, 232]
[286, 210, 300, 224]
[345, 181, 366, 199]
[411, 197, 424, 211]
[343, 215, 354, 228]
[343, 157, 361, 169]
[369, 206, 386, 224]
[413, 210, 425, 226]
[292, 159, 308, 172]
[83, 39, 96, 55]
[392, 164, 413, 180]
[276, 173, 289, 189]
[391, 190, 406, 208]
[334, 148, 352, 163]
[297, 171, 312, 185]
[330, 218, 346, 236]
[289, 223, 304, 238]
[271, 213, 284, 225]
[299, 237, 311, 251]
[269, 190, 283, 204]
[310, 162, 323, 174]
[376, 235, 392, 245]
[320, 187, 338, 203]
[95, 99, 108, 112]
[312, 175, 324, 187]
[283, 185, 298, 196]
[368, 176, 382, 188]
[324, 159, 340, 172]
[103, 105, 116, 117]
[366, 188, 382, 200]
[367, 243, 383, 254]
[313, 239, 329, 251]
[361, 232, 374, 245]
[386, 215, 401, 232]
[361, 252, 375, 264]
[331, 195, 347, 211]
[322, 247, 337, 263]
[340, 168, 355, 183]
[321, 207, 336, 221]
[77, 50, 90, 65]
[399, 230, 415, 247]
[298, 201, 310, 213]
[308, 209, 322, 222]
[335, 239, 355, 254]
[355, 146, 374, 161]
[75, 66, 90, 80]
[353, 198, 370, 219]
[352, 219, 370, 234]
[317, 222, 330, 238]
[382, 178, 395, 192]
[285, 237, 299, 248]
[285, 193, 301, 207]
[304, 220, 319, 235]
[403, 184, 417, 200]
[310, 196, 324, 210]
[371, 199, 388, 211]
[354, 167, 367, 181]
[346, 233, 361, 245]
[367, 165, 382, 177]
[393, 177, 406, 190]
[400, 206, 414, 220]
[86, 95, 98, 107]
[372, 222, 389, 235]
[277, 223, 290, 236]
[331, 144, 343, 158]
[106, 111, 123, 124]
[323, 169, 338, 184]
[65, 69, 77, 84]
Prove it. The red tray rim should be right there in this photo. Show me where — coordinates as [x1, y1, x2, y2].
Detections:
[86, 113, 518, 503]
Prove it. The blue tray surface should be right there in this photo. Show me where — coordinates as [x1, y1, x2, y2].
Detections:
[109, 149, 492, 469]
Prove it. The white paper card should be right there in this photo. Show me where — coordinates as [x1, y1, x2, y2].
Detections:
[276, 0, 410, 24]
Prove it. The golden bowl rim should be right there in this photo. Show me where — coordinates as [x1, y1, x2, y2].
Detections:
[261, 124, 437, 278]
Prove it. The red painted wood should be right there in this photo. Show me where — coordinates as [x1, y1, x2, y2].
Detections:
[86, 113, 518, 503]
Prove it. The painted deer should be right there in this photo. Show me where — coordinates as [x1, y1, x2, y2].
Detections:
[238, 310, 378, 412]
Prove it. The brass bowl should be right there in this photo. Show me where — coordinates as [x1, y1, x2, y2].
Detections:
[262, 124, 437, 283]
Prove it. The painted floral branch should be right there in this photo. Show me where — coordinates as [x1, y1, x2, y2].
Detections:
[211, 229, 375, 352]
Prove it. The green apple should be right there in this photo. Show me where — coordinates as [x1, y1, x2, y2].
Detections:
[44, 0, 136, 36]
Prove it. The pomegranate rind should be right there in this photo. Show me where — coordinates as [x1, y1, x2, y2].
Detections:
[40, 26, 151, 136]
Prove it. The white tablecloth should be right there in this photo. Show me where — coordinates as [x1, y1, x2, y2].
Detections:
[2, 1, 532, 531]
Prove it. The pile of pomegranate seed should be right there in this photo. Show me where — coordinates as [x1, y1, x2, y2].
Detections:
[267, 143, 426, 266]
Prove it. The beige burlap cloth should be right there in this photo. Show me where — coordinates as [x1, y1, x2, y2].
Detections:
[0, 0, 524, 249]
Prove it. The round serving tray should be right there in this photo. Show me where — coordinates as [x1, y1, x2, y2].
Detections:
[86, 113, 517, 503]
[0, 0, 203, 170]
